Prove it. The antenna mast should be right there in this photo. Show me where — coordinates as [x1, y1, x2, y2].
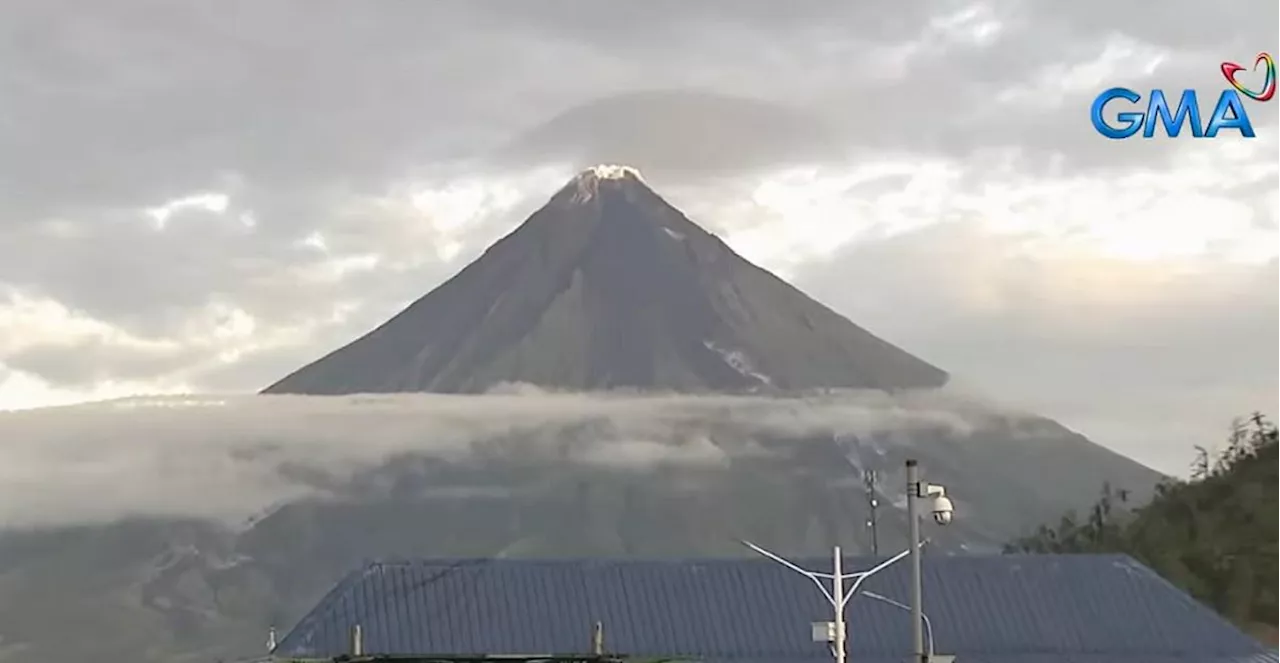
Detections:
[863, 469, 880, 556]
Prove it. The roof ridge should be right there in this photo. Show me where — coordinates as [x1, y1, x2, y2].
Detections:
[358, 553, 1144, 567]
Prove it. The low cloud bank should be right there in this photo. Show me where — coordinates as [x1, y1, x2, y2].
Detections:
[0, 387, 1017, 529]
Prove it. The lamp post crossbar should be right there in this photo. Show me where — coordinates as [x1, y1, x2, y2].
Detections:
[740, 458, 955, 663]
[740, 540, 923, 663]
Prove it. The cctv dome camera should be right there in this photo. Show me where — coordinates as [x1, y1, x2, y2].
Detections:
[930, 495, 954, 525]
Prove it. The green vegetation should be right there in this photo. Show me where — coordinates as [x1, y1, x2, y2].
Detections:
[1007, 413, 1279, 642]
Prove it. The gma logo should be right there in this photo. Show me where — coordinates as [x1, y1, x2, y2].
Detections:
[1090, 88, 1256, 139]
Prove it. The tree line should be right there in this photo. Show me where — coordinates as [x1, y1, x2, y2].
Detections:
[1006, 413, 1278, 642]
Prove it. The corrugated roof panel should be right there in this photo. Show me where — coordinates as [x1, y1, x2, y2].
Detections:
[276, 555, 1267, 661]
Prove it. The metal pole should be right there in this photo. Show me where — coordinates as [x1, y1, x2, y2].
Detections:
[906, 459, 925, 663]
[832, 545, 846, 663]
[740, 539, 918, 663]
[864, 470, 880, 557]
[862, 591, 935, 660]
[350, 623, 364, 656]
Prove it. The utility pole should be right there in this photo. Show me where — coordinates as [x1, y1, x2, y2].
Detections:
[832, 433, 881, 558]
[832, 547, 846, 663]
[906, 460, 925, 663]
[905, 459, 955, 663]
[863, 469, 880, 556]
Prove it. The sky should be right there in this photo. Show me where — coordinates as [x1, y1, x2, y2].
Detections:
[0, 0, 1276, 476]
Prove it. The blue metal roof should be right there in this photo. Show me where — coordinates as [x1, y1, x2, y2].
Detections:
[275, 554, 1267, 662]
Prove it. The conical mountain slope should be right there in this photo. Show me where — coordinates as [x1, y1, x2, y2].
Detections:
[265, 166, 948, 394]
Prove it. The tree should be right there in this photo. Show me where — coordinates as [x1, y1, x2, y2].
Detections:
[1006, 413, 1278, 641]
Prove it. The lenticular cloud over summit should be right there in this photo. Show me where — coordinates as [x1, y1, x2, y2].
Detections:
[0, 388, 1000, 528]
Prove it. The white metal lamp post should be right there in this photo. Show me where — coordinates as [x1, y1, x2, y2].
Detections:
[906, 458, 954, 663]
[740, 541, 920, 663]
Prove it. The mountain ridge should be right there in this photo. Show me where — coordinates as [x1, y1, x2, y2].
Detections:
[264, 165, 949, 395]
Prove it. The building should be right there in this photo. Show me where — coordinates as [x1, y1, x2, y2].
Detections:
[273, 554, 1273, 663]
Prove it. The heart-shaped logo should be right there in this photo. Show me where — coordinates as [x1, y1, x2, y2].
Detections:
[1221, 52, 1276, 102]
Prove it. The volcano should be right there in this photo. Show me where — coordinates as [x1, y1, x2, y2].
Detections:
[2, 171, 1171, 663]
[264, 165, 948, 395]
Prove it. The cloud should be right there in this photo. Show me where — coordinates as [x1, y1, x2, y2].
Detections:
[493, 91, 842, 178]
[0, 389, 995, 528]
[0, 164, 577, 395]
[795, 225, 1279, 474]
[0, 0, 1275, 491]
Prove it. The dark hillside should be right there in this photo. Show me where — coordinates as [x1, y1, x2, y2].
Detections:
[1009, 413, 1279, 643]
